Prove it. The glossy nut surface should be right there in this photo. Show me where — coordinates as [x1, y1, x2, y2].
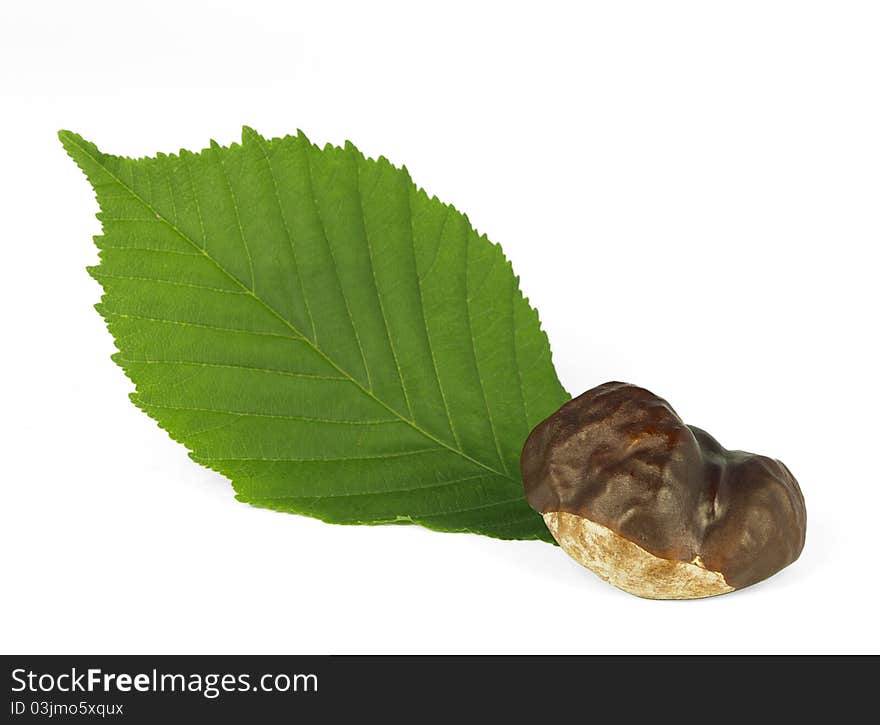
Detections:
[522, 382, 806, 598]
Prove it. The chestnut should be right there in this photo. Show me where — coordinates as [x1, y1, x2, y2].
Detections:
[522, 382, 806, 599]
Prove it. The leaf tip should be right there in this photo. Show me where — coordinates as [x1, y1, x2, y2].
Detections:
[58, 129, 83, 155]
[58, 130, 105, 174]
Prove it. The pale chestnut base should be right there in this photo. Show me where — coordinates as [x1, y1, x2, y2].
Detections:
[544, 511, 735, 600]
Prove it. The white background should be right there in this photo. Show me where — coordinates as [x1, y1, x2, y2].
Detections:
[2, 1, 878, 654]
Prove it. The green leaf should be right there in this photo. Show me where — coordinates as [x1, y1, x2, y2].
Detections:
[60, 127, 569, 541]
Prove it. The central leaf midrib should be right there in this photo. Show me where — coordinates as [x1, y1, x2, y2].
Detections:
[76, 137, 518, 485]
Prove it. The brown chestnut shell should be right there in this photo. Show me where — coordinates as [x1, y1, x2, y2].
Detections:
[522, 382, 806, 597]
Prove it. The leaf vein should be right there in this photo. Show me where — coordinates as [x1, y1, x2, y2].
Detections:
[136, 401, 399, 425]
[94, 273, 247, 295]
[355, 158, 413, 418]
[215, 147, 256, 290]
[97, 244, 201, 258]
[103, 311, 303, 340]
[248, 130, 318, 343]
[250, 473, 493, 499]
[196, 448, 438, 463]
[116, 358, 347, 381]
[302, 145, 373, 389]
[182, 153, 208, 248]
[406, 187, 460, 449]
[463, 231, 510, 476]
